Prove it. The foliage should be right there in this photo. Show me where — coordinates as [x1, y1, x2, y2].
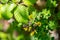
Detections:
[0, 0, 59, 40]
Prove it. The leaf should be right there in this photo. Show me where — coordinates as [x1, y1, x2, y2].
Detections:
[46, 0, 51, 8]
[23, 0, 36, 6]
[18, 5, 29, 19]
[49, 21, 56, 29]
[29, 11, 37, 23]
[0, 4, 3, 19]
[2, 11, 13, 20]
[28, 6, 36, 13]
[42, 9, 51, 19]
[1, 4, 13, 20]
[17, 23, 22, 27]
[0, 23, 3, 30]
[7, 3, 16, 12]
[52, 1, 57, 7]
[0, 0, 8, 3]
[14, 4, 28, 23]
[16, 35, 24, 40]
[0, 32, 7, 38]
[12, 0, 21, 3]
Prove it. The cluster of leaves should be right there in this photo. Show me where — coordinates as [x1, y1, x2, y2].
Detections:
[0, 0, 60, 40]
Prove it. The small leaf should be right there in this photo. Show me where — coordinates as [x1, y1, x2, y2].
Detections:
[49, 21, 56, 29]
[8, 3, 16, 12]
[16, 35, 24, 40]
[52, 1, 57, 7]
[12, 0, 21, 3]
[23, 0, 36, 6]
[0, 0, 8, 3]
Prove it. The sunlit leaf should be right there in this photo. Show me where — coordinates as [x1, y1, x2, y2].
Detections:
[0, 32, 7, 38]
[16, 35, 24, 40]
[0, 0, 8, 3]
[12, 0, 21, 3]
[1, 4, 13, 20]
[14, 4, 28, 23]
[23, 0, 36, 6]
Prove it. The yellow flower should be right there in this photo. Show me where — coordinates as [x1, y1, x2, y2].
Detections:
[23, 27, 28, 31]
[35, 22, 41, 26]
[30, 30, 37, 36]
[30, 31, 35, 36]
[28, 27, 32, 32]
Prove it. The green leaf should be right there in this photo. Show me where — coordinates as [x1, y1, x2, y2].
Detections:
[49, 21, 56, 29]
[12, 0, 21, 3]
[0, 0, 8, 3]
[0, 23, 3, 30]
[16, 35, 24, 40]
[14, 4, 28, 23]
[18, 5, 29, 19]
[0, 32, 7, 38]
[17, 23, 22, 27]
[0, 4, 4, 19]
[1, 4, 13, 20]
[46, 0, 51, 8]
[52, 1, 57, 7]
[23, 0, 36, 6]
[2, 11, 13, 20]
[42, 9, 51, 19]
[7, 3, 16, 12]
[0, 13, 2, 19]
